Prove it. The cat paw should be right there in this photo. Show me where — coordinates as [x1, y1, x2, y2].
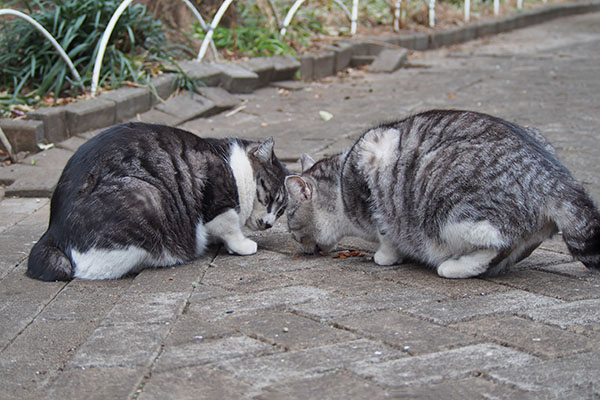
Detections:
[374, 249, 400, 266]
[227, 238, 258, 256]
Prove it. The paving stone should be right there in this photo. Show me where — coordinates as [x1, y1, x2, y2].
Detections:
[154, 91, 216, 124]
[517, 298, 600, 330]
[291, 284, 445, 321]
[326, 42, 354, 72]
[216, 339, 403, 388]
[3, 167, 62, 198]
[125, 259, 211, 294]
[99, 86, 152, 121]
[352, 343, 538, 387]
[153, 335, 274, 373]
[55, 135, 86, 152]
[134, 109, 181, 126]
[389, 376, 539, 400]
[298, 54, 315, 80]
[269, 80, 308, 91]
[334, 310, 479, 354]
[65, 98, 116, 135]
[187, 285, 330, 321]
[195, 86, 241, 113]
[257, 370, 394, 400]
[350, 55, 376, 68]
[100, 292, 189, 326]
[174, 61, 222, 86]
[27, 105, 69, 144]
[407, 290, 564, 325]
[488, 269, 600, 300]
[213, 63, 259, 93]
[47, 367, 144, 400]
[67, 323, 170, 369]
[224, 310, 357, 351]
[162, 314, 237, 346]
[0, 119, 45, 153]
[149, 73, 178, 103]
[312, 52, 336, 80]
[0, 207, 50, 275]
[537, 261, 600, 279]
[369, 49, 408, 73]
[0, 198, 48, 234]
[38, 278, 129, 323]
[24, 146, 72, 169]
[240, 57, 275, 87]
[377, 264, 512, 298]
[452, 314, 600, 359]
[490, 351, 600, 398]
[139, 364, 253, 400]
[270, 55, 301, 81]
[0, 264, 66, 349]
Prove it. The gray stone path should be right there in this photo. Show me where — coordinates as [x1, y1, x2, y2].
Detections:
[1, 10, 600, 400]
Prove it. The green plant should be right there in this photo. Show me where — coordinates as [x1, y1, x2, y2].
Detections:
[0, 0, 183, 116]
[192, 1, 325, 58]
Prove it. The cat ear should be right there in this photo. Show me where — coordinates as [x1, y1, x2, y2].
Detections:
[300, 153, 315, 173]
[285, 176, 312, 202]
[253, 138, 275, 163]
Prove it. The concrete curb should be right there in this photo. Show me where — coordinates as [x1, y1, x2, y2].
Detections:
[1, 1, 599, 159]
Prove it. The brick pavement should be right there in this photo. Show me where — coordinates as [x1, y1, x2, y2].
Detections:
[1, 9, 600, 400]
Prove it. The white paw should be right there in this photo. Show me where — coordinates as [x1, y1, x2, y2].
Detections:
[227, 238, 258, 256]
[374, 249, 399, 266]
[437, 259, 483, 279]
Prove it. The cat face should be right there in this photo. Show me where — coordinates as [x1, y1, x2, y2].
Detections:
[246, 139, 288, 231]
[285, 174, 339, 254]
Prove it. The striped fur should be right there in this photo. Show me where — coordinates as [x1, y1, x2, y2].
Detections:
[27, 122, 288, 281]
[285, 110, 600, 278]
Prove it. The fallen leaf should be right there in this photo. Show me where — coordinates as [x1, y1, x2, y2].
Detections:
[319, 110, 333, 121]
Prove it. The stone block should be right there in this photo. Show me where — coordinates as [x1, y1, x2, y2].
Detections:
[99, 86, 152, 121]
[350, 55, 376, 68]
[326, 42, 354, 72]
[351, 343, 538, 388]
[216, 339, 403, 388]
[47, 367, 144, 400]
[312, 51, 336, 80]
[0, 119, 44, 153]
[462, 24, 478, 41]
[100, 292, 188, 326]
[239, 57, 275, 87]
[172, 61, 222, 86]
[476, 21, 499, 37]
[153, 335, 273, 373]
[407, 290, 564, 325]
[213, 63, 259, 93]
[27, 106, 69, 143]
[452, 314, 600, 359]
[335, 310, 479, 355]
[4, 168, 62, 198]
[196, 87, 241, 114]
[65, 98, 116, 135]
[517, 298, 600, 329]
[223, 310, 357, 351]
[369, 49, 408, 73]
[298, 54, 315, 81]
[414, 33, 430, 50]
[149, 73, 178, 104]
[134, 109, 181, 126]
[154, 91, 216, 124]
[490, 351, 600, 399]
[56, 135, 87, 152]
[270, 55, 301, 81]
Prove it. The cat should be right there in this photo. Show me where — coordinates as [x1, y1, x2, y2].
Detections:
[27, 122, 288, 281]
[285, 110, 600, 278]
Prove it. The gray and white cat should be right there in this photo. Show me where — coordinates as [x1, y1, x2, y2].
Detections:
[285, 110, 600, 278]
[27, 122, 288, 281]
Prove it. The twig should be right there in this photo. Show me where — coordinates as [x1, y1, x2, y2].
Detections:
[0, 126, 17, 163]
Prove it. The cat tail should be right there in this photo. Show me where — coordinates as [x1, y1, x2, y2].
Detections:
[550, 184, 600, 271]
[26, 231, 73, 281]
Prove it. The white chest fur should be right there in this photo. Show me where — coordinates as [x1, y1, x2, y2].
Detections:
[228, 143, 256, 223]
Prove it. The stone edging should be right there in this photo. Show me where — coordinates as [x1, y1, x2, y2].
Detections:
[1, 0, 599, 157]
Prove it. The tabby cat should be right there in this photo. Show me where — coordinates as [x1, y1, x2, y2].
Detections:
[285, 110, 600, 278]
[27, 122, 288, 281]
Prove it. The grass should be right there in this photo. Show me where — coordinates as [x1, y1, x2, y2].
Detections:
[0, 0, 185, 117]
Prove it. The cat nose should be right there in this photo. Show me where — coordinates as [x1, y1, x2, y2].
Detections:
[263, 221, 273, 229]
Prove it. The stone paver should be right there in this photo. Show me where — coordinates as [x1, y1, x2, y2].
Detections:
[1, 8, 600, 399]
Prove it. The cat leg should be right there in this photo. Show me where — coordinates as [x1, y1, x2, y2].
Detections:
[437, 249, 498, 279]
[205, 209, 257, 256]
[374, 234, 402, 266]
